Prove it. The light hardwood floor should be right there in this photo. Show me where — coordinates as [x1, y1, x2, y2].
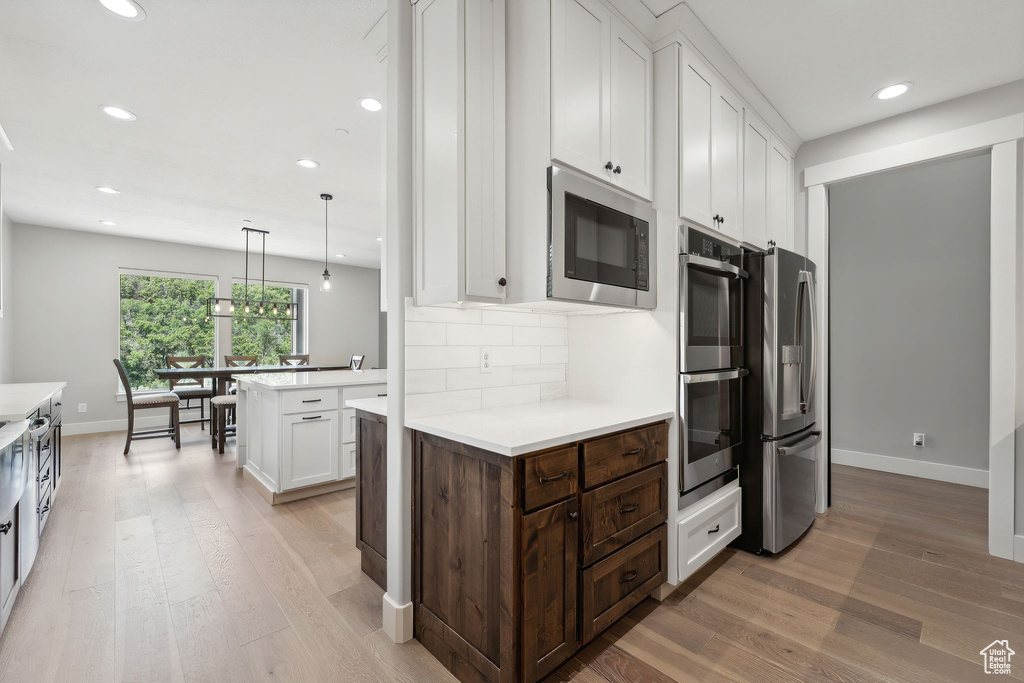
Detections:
[0, 427, 1020, 682]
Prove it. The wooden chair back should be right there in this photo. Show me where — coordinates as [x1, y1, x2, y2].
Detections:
[279, 354, 310, 366]
[113, 358, 136, 410]
[349, 354, 365, 370]
[167, 356, 206, 390]
[224, 355, 258, 368]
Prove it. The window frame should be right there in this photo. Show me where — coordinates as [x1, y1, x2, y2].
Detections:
[228, 277, 310, 363]
[117, 267, 220, 396]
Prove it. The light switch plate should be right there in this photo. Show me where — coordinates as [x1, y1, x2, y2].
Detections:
[913, 433, 925, 447]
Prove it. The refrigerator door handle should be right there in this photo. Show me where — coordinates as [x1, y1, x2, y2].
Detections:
[681, 254, 749, 280]
[797, 270, 817, 414]
[776, 430, 822, 455]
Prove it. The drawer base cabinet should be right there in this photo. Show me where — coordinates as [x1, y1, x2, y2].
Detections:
[412, 422, 668, 683]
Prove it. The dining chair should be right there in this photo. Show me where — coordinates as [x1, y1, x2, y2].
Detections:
[279, 354, 309, 366]
[349, 354, 365, 370]
[211, 355, 256, 451]
[113, 359, 181, 455]
[167, 356, 212, 430]
[224, 355, 258, 367]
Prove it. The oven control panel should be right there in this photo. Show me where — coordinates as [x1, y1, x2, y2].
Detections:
[686, 226, 741, 261]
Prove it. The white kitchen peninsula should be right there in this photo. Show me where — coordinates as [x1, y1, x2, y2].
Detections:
[234, 369, 386, 504]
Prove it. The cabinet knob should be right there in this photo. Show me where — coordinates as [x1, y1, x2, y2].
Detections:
[605, 161, 613, 171]
[713, 214, 721, 224]
[498, 277, 507, 287]
[613, 165, 621, 175]
[568, 511, 578, 520]
[0, 521, 11, 535]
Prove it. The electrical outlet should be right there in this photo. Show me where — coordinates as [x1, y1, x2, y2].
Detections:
[913, 432, 925, 447]
[480, 347, 492, 374]
[78, 403, 87, 413]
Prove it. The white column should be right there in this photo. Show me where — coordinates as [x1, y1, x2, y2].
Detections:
[806, 183, 829, 515]
[383, 0, 415, 642]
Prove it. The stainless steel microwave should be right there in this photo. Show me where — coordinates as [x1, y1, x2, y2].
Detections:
[548, 165, 657, 309]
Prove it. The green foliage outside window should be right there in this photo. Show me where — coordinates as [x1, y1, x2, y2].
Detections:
[230, 282, 297, 366]
[119, 274, 215, 392]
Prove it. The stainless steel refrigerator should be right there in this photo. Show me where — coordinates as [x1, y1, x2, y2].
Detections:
[737, 245, 820, 554]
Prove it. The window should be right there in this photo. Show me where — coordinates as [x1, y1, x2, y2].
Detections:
[119, 271, 217, 392]
[230, 282, 307, 366]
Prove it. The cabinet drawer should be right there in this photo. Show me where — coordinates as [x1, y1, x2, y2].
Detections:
[581, 422, 667, 489]
[522, 446, 578, 512]
[342, 408, 356, 444]
[581, 463, 667, 565]
[677, 485, 741, 582]
[581, 524, 666, 643]
[37, 483, 52, 534]
[281, 389, 339, 415]
[37, 455, 53, 499]
[342, 383, 386, 403]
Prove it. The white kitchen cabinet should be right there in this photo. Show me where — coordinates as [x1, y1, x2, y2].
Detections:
[768, 135, 795, 250]
[341, 442, 356, 481]
[742, 109, 771, 249]
[679, 47, 743, 240]
[414, 0, 506, 305]
[281, 412, 340, 490]
[551, 0, 652, 199]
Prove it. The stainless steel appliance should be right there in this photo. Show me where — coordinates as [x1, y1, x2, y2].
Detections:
[679, 224, 748, 501]
[737, 244, 820, 554]
[548, 164, 657, 309]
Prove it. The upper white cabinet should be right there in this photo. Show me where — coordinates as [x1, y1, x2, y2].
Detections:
[414, 0, 506, 305]
[551, 0, 652, 199]
[768, 135, 795, 250]
[679, 47, 743, 241]
[742, 109, 771, 249]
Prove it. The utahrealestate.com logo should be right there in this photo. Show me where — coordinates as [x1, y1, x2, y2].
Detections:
[981, 640, 1015, 675]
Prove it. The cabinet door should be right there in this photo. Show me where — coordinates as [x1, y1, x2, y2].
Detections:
[551, 0, 611, 179]
[341, 442, 356, 480]
[609, 17, 652, 199]
[281, 412, 340, 490]
[711, 82, 743, 239]
[522, 498, 579, 682]
[768, 135, 795, 250]
[356, 415, 387, 589]
[742, 110, 770, 249]
[679, 51, 714, 228]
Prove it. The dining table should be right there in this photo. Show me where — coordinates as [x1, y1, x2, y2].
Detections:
[153, 364, 351, 400]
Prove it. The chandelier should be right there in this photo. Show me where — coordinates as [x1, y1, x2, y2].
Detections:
[207, 222, 297, 320]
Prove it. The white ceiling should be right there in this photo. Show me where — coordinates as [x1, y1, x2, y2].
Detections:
[640, 0, 1024, 141]
[0, 0, 386, 268]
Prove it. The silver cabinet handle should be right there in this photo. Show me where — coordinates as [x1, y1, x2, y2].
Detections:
[683, 368, 748, 384]
[777, 430, 822, 456]
[681, 253, 748, 280]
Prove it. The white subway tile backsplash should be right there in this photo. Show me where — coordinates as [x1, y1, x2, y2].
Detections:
[405, 303, 483, 324]
[482, 384, 540, 409]
[481, 310, 541, 327]
[513, 326, 567, 346]
[491, 346, 541, 366]
[406, 321, 447, 346]
[447, 323, 513, 346]
[540, 381, 569, 401]
[406, 369, 447, 395]
[513, 364, 566, 385]
[406, 346, 479, 370]
[541, 346, 569, 364]
[447, 366, 514, 390]
[406, 389, 482, 418]
[540, 314, 568, 328]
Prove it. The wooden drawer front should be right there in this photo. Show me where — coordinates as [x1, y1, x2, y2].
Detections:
[522, 447, 578, 512]
[281, 388, 338, 414]
[678, 485, 741, 582]
[581, 524, 666, 643]
[581, 422, 667, 489]
[581, 463, 667, 566]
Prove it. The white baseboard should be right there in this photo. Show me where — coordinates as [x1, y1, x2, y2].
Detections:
[1015, 535, 1024, 564]
[63, 414, 181, 436]
[382, 593, 413, 643]
[832, 448, 988, 489]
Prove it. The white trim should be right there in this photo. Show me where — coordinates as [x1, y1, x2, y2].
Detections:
[1015, 535, 1024, 563]
[807, 184, 829, 515]
[381, 592, 413, 643]
[63, 414, 176, 436]
[804, 114, 1024, 188]
[832, 449, 989, 489]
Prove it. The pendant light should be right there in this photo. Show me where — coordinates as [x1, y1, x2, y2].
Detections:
[320, 193, 333, 293]
[206, 222, 296, 320]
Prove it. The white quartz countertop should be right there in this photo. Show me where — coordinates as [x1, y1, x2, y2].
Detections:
[345, 397, 673, 457]
[234, 369, 386, 391]
[0, 382, 66, 422]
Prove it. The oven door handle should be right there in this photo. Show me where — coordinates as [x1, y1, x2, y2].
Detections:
[681, 254, 748, 280]
[682, 368, 749, 384]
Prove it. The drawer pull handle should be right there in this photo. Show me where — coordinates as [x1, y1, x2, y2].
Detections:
[619, 570, 639, 584]
[0, 521, 11, 535]
[619, 502, 638, 514]
[568, 511, 578, 520]
[539, 470, 568, 484]
[301, 398, 322, 403]
[708, 524, 720, 534]
[39, 505, 49, 515]
[302, 415, 323, 421]
[39, 473, 49, 484]
[622, 448, 642, 457]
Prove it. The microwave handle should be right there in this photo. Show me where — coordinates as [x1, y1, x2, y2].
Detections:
[681, 254, 748, 280]
[683, 368, 749, 384]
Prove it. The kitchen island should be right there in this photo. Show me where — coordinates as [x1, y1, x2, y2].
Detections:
[234, 369, 385, 504]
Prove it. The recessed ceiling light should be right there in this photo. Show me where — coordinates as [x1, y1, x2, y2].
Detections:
[100, 105, 137, 121]
[99, 220, 117, 226]
[296, 159, 319, 169]
[96, 186, 120, 194]
[376, 237, 382, 242]
[99, 0, 146, 20]
[336, 253, 346, 258]
[359, 98, 383, 112]
[874, 82, 912, 100]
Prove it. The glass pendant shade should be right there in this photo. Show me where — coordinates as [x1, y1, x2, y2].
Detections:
[320, 269, 333, 292]
[319, 193, 333, 294]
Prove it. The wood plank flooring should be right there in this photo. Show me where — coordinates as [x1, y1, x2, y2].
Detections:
[0, 426, 1019, 682]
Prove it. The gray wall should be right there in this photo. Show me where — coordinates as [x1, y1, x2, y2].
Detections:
[11, 223, 381, 428]
[0, 212, 13, 382]
[830, 154, 991, 472]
